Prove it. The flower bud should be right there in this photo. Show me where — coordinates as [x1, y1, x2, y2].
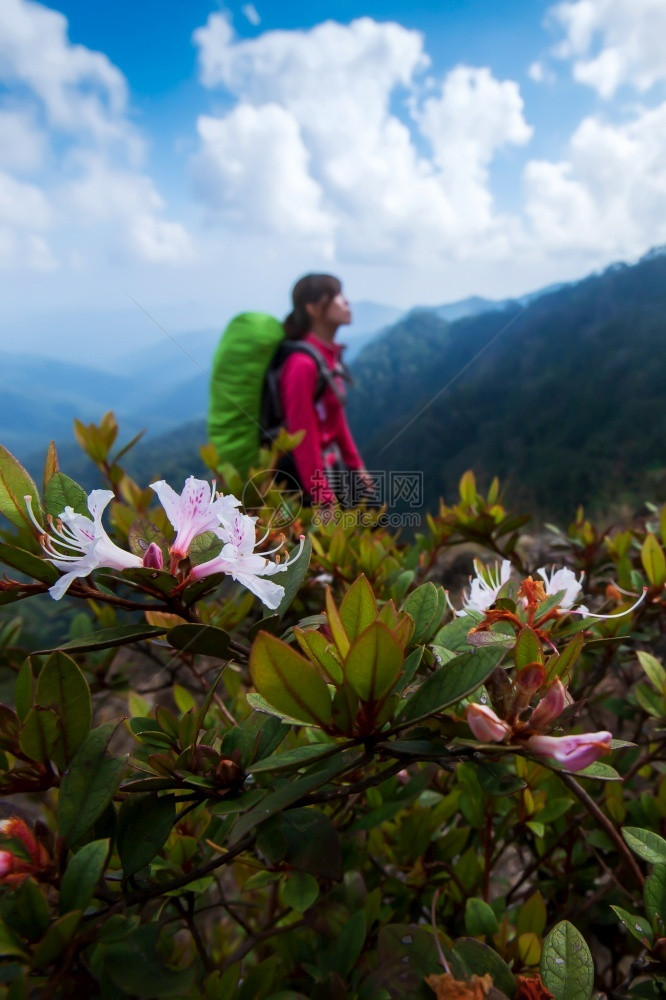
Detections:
[466, 703, 512, 743]
[525, 731, 612, 771]
[142, 542, 164, 570]
[529, 679, 566, 730]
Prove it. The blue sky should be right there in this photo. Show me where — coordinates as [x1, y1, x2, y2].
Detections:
[1, 0, 666, 363]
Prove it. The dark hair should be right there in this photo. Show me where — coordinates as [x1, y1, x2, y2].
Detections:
[283, 273, 342, 340]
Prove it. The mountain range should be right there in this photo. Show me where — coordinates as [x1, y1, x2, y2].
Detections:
[347, 248, 666, 519]
[3, 251, 665, 521]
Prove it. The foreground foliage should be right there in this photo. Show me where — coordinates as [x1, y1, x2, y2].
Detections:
[0, 417, 664, 998]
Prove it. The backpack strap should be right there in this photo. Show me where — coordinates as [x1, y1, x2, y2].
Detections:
[260, 340, 351, 443]
[288, 341, 351, 406]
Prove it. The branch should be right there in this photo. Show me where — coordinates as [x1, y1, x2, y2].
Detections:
[558, 771, 645, 889]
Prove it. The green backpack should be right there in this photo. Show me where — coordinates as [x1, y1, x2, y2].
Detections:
[207, 312, 346, 479]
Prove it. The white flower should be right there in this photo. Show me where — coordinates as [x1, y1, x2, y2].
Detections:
[457, 559, 512, 617]
[190, 511, 304, 610]
[150, 476, 241, 562]
[25, 490, 142, 600]
[537, 565, 585, 609]
[535, 564, 647, 620]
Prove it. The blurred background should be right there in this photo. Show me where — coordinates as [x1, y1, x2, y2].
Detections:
[1, 0, 664, 522]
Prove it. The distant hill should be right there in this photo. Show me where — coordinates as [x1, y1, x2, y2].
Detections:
[346, 250, 666, 519]
[7, 258, 665, 524]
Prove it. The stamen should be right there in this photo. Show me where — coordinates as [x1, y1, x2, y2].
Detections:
[562, 587, 648, 619]
[24, 495, 45, 534]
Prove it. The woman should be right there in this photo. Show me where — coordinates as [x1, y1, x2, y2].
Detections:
[279, 274, 372, 507]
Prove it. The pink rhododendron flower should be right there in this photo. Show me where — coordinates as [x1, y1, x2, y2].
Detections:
[466, 703, 512, 743]
[525, 731, 612, 771]
[25, 491, 142, 600]
[457, 560, 512, 617]
[150, 476, 240, 562]
[191, 512, 305, 610]
[528, 678, 567, 730]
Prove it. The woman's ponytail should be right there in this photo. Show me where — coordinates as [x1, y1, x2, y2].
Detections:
[284, 273, 342, 340]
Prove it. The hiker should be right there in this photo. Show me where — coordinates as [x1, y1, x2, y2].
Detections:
[207, 274, 373, 508]
[277, 273, 373, 507]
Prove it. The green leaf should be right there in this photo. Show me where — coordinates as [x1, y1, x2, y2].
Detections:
[637, 651, 666, 693]
[32, 911, 81, 969]
[0, 542, 58, 584]
[642, 534, 666, 587]
[517, 891, 548, 938]
[250, 632, 332, 729]
[325, 586, 350, 657]
[256, 807, 343, 879]
[623, 827, 666, 864]
[343, 621, 403, 703]
[43, 473, 88, 518]
[402, 583, 441, 644]
[634, 682, 664, 718]
[0, 444, 40, 532]
[57, 723, 125, 845]
[113, 566, 178, 597]
[230, 749, 362, 844]
[248, 744, 337, 774]
[0, 918, 28, 958]
[15, 877, 50, 936]
[166, 623, 231, 659]
[95, 924, 195, 997]
[464, 897, 499, 936]
[280, 871, 319, 913]
[117, 794, 176, 876]
[127, 518, 169, 562]
[60, 839, 109, 915]
[14, 658, 34, 723]
[274, 536, 312, 619]
[395, 645, 425, 692]
[515, 627, 542, 668]
[547, 633, 584, 682]
[221, 711, 287, 768]
[246, 692, 322, 728]
[476, 759, 526, 796]
[339, 574, 378, 640]
[572, 762, 621, 781]
[459, 470, 477, 505]
[452, 938, 515, 997]
[400, 647, 506, 723]
[36, 624, 166, 655]
[610, 906, 653, 945]
[293, 627, 343, 684]
[540, 920, 594, 1000]
[329, 910, 367, 978]
[644, 864, 666, 932]
[434, 614, 484, 652]
[33, 651, 91, 768]
[19, 707, 58, 764]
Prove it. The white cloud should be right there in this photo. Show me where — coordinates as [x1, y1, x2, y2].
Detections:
[0, 170, 51, 230]
[194, 105, 335, 249]
[0, 0, 192, 270]
[241, 4, 261, 27]
[192, 15, 532, 262]
[418, 66, 532, 238]
[0, 0, 134, 148]
[550, 0, 666, 97]
[525, 100, 666, 255]
[0, 110, 46, 171]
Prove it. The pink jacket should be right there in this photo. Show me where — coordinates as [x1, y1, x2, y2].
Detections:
[279, 333, 363, 504]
